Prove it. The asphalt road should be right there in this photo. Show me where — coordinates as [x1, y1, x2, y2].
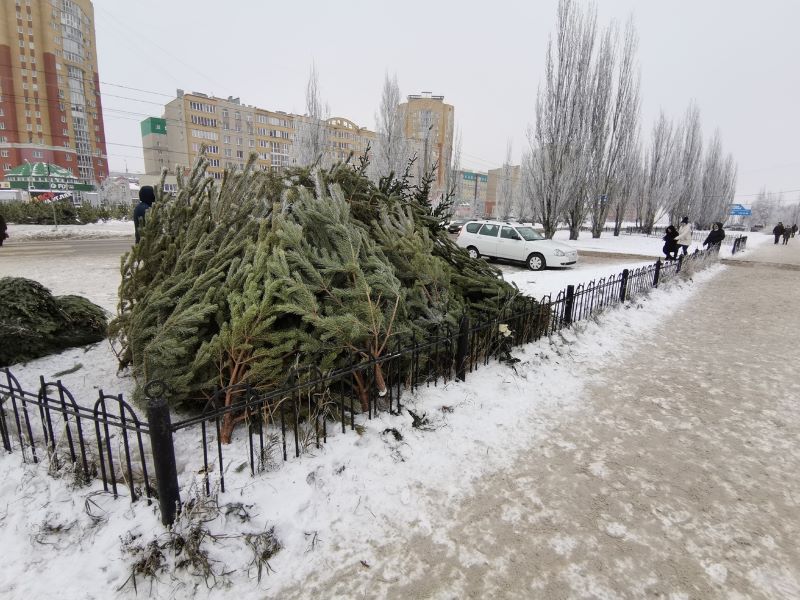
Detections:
[0, 237, 133, 261]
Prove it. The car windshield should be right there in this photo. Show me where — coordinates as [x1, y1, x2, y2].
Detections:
[515, 227, 545, 241]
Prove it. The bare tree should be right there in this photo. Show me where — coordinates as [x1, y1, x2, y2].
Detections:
[667, 102, 703, 223]
[751, 188, 777, 227]
[641, 111, 676, 233]
[525, 0, 597, 239]
[372, 73, 410, 182]
[588, 18, 641, 238]
[610, 138, 643, 235]
[292, 64, 329, 168]
[697, 131, 737, 228]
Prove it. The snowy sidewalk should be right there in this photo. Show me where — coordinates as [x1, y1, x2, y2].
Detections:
[286, 242, 800, 598]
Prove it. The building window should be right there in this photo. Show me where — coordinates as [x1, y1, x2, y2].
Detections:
[223, 135, 230, 144]
[65, 154, 72, 161]
[236, 150, 244, 159]
[0, 150, 8, 157]
[33, 150, 43, 158]
[0, 123, 4, 130]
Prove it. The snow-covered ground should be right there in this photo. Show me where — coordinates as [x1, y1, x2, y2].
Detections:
[0, 227, 747, 598]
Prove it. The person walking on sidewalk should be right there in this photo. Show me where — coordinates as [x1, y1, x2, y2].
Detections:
[133, 185, 155, 244]
[782, 227, 791, 245]
[663, 225, 679, 260]
[792, 224, 798, 238]
[677, 217, 693, 256]
[773, 222, 785, 245]
[0, 214, 7, 247]
[703, 222, 725, 251]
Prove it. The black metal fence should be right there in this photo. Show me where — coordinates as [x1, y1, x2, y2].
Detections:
[1, 248, 720, 525]
[0, 369, 154, 503]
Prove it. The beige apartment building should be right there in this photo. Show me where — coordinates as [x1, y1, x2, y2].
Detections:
[452, 169, 488, 218]
[142, 90, 376, 178]
[0, 0, 108, 185]
[487, 164, 522, 218]
[400, 92, 454, 188]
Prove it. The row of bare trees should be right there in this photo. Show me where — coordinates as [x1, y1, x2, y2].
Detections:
[751, 190, 800, 227]
[522, 0, 739, 239]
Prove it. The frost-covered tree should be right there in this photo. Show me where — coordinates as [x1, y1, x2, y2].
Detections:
[525, 0, 597, 239]
[751, 188, 777, 227]
[668, 103, 703, 224]
[697, 131, 737, 228]
[588, 18, 641, 239]
[640, 111, 676, 233]
[610, 138, 643, 235]
[292, 64, 329, 168]
[372, 73, 410, 182]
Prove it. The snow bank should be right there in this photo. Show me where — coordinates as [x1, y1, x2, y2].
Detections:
[7, 220, 134, 241]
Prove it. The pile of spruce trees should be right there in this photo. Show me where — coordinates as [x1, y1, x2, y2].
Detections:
[111, 154, 541, 440]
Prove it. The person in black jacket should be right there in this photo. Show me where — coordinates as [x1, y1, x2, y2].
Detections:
[0, 213, 7, 247]
[662, 225, 679, 260]
[702, 222, 725, 251]
[773, 222, 784, 245]
[133, 186, 155, 244]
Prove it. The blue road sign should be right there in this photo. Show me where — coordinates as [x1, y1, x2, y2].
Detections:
[729, 203, 751, 216]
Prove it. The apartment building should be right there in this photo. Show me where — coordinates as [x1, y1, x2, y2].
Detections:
[0, 0, 108, 186]
[453, 169, 488, 218]
[486, 164, 522, 218]
[400, 92, 454, 188]
[142, 90, 376, 178]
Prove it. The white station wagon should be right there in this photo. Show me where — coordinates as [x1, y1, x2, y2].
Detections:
[456, 220, 578, 271]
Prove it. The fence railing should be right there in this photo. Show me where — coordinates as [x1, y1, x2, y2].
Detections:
[0, 369, 154, 503]
[1, 248, 720, 525]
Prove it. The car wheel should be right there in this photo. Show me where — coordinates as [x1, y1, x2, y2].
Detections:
[527, 252, 545, 271]
[467, 246, 480, 259]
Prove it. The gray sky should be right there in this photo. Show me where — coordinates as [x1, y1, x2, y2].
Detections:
[93, 0, 800, 202]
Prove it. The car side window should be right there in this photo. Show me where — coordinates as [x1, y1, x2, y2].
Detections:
[479, 224, 499, 237]
[500, 226, 518, 240]
[465, 223, 481, 234]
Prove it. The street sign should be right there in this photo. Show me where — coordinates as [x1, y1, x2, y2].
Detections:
[729, 203, 751, 216]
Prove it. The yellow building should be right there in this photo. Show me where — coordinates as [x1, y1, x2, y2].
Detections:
[0, 0, 108, 185]
[142, 90, 375, 178]
[400, 92, 454, 188]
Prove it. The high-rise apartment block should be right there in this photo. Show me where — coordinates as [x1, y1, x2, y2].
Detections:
[142, 90, 376, 178]
[0, 0, 108, 185]
[400, 92, 454, 188]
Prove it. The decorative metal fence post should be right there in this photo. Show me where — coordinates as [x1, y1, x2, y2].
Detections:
[564, 285, 575, 326]
[677, 255, 684, 272]
[619, 269, 630, 302]
[653, 259, 662, 288]
[455, 315, 470, 382]
[145, 381, 180, 526]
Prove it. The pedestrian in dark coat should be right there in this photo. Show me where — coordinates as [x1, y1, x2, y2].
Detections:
[773, 222, 785, 245]
[662, 225, 679, 260]
[0, 214, 7, 247]
[133, 186, 155, 244]
[792, 224, 798, 238]
[782, 227, 791, 245]
[702, 222, 725, 250]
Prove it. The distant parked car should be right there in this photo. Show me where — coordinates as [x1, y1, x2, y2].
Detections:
[456, 220, 578, 270]
[447, 220, 467, 234]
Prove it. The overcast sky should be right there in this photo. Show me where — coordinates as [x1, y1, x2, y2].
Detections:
[93, 0, 800, 203]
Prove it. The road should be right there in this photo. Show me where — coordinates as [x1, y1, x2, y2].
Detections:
[0, 237, 133, 312]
